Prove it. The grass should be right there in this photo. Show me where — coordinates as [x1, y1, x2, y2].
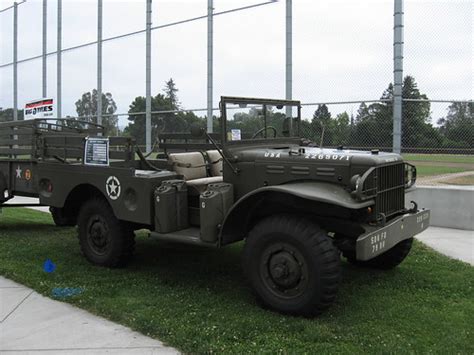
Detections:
[1, 208, 473, 354]
[403, 154, 474, 164]
[416, 166, 472, 177]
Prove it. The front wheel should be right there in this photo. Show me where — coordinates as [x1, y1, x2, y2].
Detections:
[242, 215, 341, 317]
[78, 197, 135, 267]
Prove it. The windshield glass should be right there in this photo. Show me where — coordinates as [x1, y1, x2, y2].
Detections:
[220, 98, 300, 142]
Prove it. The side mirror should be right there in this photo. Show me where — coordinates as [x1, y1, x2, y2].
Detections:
[190, 124, 205, 137]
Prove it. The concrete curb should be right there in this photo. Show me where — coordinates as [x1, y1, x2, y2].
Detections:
[406, 185, 474, 230]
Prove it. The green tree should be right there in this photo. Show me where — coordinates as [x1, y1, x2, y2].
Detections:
[74, 89, 118, 135]
[163, 78, 180, 108]
[350, 76, 442, 150]
[124, 79, 204, 145]
[437, 102, 474, 149]
[0, 108, 24, 122]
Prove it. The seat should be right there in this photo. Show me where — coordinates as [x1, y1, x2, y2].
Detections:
[206, 150, 223, 176]
[168, 152, 222, 194]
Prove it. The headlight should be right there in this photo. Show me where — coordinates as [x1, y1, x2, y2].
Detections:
[350, 174, 361, 191]
[405, 163, 416, 188]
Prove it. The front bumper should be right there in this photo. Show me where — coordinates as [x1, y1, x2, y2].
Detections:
[356, 209, 430, 261]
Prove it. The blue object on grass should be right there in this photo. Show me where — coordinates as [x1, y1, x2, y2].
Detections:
[51, 287, 84, 298]
[43, 259, 56, 273]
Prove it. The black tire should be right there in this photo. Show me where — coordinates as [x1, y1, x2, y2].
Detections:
[78, 197, 135, 267]
[345, 238, 413, 270]
[242, 214, 341, 317]
[50, 206, 76, 227]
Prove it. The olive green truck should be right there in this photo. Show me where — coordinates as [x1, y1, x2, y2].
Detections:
[0, 96, 430, 316]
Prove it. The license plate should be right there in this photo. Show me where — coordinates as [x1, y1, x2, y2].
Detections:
[356, 209, 430, 261]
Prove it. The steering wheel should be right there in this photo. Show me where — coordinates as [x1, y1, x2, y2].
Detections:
[251, 126, 277, 139]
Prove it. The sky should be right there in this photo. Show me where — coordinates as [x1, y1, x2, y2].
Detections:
[0, 0, 472, 128]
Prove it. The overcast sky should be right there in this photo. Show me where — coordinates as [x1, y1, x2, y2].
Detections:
[0, 0, 472, 126]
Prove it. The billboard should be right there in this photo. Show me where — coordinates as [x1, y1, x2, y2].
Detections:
[24, 98, 54, 119]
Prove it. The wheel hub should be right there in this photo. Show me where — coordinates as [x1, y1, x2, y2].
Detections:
[261, 243, 308, 299]
[269, 251, 302, 288]
[87, 215, 110, 255]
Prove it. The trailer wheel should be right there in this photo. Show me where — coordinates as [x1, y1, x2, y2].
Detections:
[50, 207, 76, 227]
[242, 214, 341, 317]
[344, 238, 413, 270]
[78, 197, 135, 267]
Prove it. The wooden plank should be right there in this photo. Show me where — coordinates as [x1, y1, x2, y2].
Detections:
[109, 137, 134, 145]
[158, 143, 216, 150]
[0, 138, 34, 146]
[0, 128, 35, 137]
[159, 132, 220, 140]
[42, 136, 85, 147]
[109, 151, 128, 160]
[43, 148, 83, 158]
[0, 148, 33, 155]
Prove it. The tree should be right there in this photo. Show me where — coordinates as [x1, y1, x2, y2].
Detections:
[350, 76, 442, 150]
[163, 78, 180, 108]
[124, 79, 203, 145]
[437, 102, 474, 148]
[74, 89, 118, 135]
[0, 108, 24, 122]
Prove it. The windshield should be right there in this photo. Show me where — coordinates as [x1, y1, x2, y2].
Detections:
[220, 97, 301, 142]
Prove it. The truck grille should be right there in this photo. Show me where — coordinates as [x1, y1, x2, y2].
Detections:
[360, 163, 405, 219]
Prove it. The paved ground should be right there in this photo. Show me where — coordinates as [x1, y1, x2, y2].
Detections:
[416, 227, 473, 266]
[0, 278, 179, 354]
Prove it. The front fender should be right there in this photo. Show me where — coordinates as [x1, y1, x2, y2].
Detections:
[219, 181, 373, 245]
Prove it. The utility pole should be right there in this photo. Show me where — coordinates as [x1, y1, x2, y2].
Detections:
[42, 0, 47, 98]
[145, 0, 152, 152]
[393, 0, 404, 154]
[57, 0, 62, 119]
[207, 0, 214, 133]
[97, 0, 103, 126]
[285, 0, 292, 120]
[13, 2, 18, 121]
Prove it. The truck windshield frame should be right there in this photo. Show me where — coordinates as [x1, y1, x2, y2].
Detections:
[219, 96, 302, 147]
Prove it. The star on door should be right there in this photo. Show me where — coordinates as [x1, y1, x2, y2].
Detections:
[15, 165, 22, 178]
[105, 176, 121, 200]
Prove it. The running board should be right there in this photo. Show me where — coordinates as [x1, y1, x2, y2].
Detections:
[149, 227, 218, 248]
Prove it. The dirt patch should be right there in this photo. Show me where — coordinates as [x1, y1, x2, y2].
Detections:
[407, 160, 474, 169]
[417, 171, 474, 186]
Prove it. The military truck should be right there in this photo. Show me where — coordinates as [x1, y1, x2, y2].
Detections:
[0, 96, 430, 316]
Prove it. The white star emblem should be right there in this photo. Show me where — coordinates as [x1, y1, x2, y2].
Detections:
[15, 165, 22, 178]
[106, 176, 121, 200]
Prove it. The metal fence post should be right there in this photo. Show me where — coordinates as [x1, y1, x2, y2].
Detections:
[393, 0, 404, 154]
[207, 0, 213, 133]
[13, 2, 18, 121]
[145, 0, 152, 152]
[97, 0, 103, 126]
[42, 0, 47, 98]
[57, 0, 62, 119]
[285, 0, 292, 119]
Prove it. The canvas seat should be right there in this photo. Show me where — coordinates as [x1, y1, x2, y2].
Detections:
[168, 152, 222, 194]
[205, 150, 223, 177]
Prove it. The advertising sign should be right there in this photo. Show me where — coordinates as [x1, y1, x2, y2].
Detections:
[24, 98, 54, 119]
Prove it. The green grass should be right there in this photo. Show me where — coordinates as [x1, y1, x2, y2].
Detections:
[416, 166, 472, 177]
[1, 208, 473, 354]
[403, 154, 474, 164]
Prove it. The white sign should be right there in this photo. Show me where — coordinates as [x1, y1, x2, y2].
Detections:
[24, 98, 54, 119]
[231, 129, 241, 141]
[84, 137, 109, 166]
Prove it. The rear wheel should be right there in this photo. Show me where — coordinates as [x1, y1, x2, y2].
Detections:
[242, 214, 341, 317]
[78, 197, 135, 267]
[345, 238, 413, 269]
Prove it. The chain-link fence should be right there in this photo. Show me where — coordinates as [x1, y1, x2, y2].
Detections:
[1, 0, 472, 158]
